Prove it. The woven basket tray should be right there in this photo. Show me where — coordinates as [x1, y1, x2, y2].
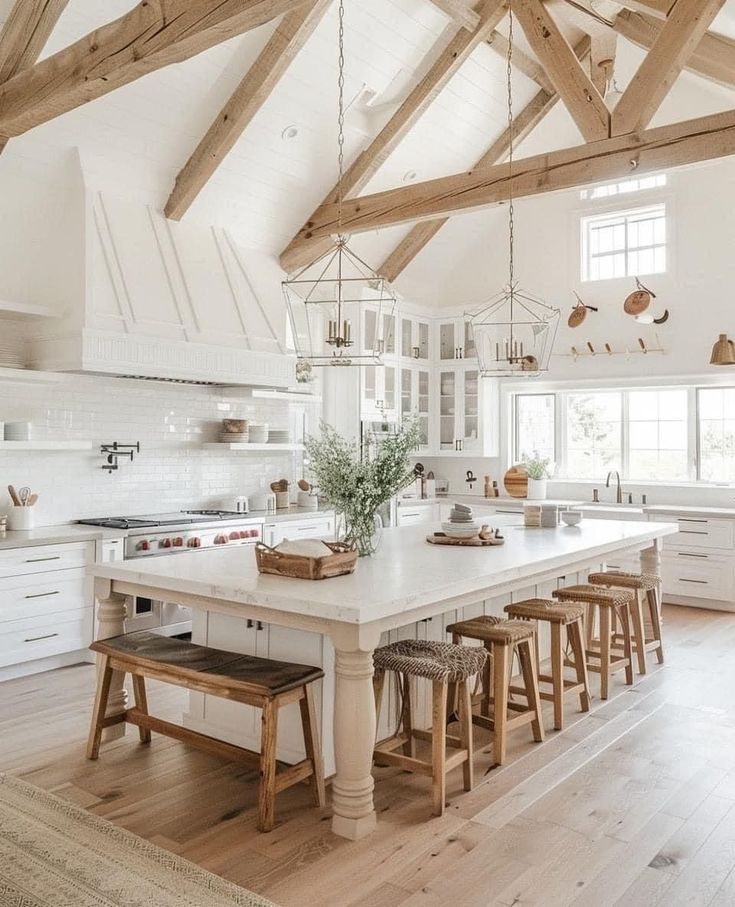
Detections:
[255, 541, 358, 580]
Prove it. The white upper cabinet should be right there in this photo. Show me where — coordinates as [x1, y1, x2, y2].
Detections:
[400, 315, 431, 361]
[437, 318, 476, 361]
[437, 364, 497, 456]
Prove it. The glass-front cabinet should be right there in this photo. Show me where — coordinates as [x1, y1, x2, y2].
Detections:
[437, 365, 495, 454]
[438, 318, 476, 361]
[362, 362, 397, 419]
[400, 366, 431, 451]
[363, 305, 396, 357]
[400, 316, 430, 361]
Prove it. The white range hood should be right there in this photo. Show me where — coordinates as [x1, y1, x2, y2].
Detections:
[27, 162, 296, 388]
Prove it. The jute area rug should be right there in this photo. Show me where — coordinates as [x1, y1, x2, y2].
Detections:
[0, 773, 279, 907]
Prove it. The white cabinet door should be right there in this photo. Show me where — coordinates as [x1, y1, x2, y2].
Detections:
[396, 505, 438, 527]
[268, 514, 336, 546]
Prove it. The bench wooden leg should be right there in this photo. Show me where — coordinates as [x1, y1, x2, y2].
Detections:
[518, 639, 544, 744]
[86, 654, 114, 760]
[457, 679, 473, 792]
[492, 642, 509, 766]
[258, 699, 278, 833]
[431, 680, 448, 817]
[647, 589, 665, 664]
[599, 606, 611, 700]
[618, 605, 634, 686]
[132, 675, 151, 744]
[299, 684, 326, 809]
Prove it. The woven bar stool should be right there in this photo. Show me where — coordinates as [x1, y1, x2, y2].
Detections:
[373, 640, 487, 817]
[552, 585, 634, 700]
[444, 617, 545, 767]
[588, 571, 664, 673]
[503, 599, 591, 731]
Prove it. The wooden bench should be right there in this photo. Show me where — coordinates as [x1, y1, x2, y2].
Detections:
[87, 631, 326, 832]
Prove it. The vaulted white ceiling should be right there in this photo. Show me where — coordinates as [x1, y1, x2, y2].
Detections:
[2, 0, 735, 310]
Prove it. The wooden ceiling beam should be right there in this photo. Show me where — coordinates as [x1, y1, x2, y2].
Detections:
[427, 0, 481, 31]
[379, 88, 559, 281]
[0, 0, 70, 153]
[513, 0, 609, 142]
[618, 1, 676, 19]
[0, 0, 309, 139]
[279, 0, 507, 273]
[379, 35, 591, 281]
[486, 30, 555, 93]
[614, 8, 735, 92]
[0, 0, 69, 84]
[612, 0, 728, 136]
[296, 105, 735, 238]
[165, 0, 330, 221]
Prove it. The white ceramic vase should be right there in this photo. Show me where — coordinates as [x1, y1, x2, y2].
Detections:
[526, 477, 548, 501]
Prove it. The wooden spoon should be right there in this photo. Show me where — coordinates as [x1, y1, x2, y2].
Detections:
[7, 485, 20, 507]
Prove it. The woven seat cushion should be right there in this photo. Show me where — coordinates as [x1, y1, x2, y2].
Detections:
[587, 571, 659, 592]
[504, 598, 584, 624]
[551, 584, 634, 608]
[373, 640, 487, 682]
[445, 616, 535, 645]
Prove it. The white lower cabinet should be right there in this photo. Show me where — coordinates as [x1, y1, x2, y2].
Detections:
[186, 612, 336, 776]
[396, 503, 439, 527]
[0, 542, 95, 674]
[264, 513, 336, 547]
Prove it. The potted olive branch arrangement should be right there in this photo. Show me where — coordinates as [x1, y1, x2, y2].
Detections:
[305, 419, 421, 557]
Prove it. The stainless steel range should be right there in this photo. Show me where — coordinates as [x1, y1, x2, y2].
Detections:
[78, 510, 264, 635]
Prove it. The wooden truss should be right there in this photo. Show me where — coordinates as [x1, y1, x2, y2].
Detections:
[0, 0, 732, 282]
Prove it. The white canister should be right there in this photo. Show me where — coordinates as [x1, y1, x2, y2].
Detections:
[275, 491, 289, 511]
[265, 493, 277, 515]
[7, 507, 34, 531]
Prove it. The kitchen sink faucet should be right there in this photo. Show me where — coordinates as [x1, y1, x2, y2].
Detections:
[606, 470, 623, 504]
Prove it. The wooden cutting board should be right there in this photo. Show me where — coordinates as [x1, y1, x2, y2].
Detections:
[504, 465, 528, 498]
[427, 533, 505, 547]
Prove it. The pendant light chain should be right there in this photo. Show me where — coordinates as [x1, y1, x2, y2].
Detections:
[506, 0, 515, 291]
[336, 0, 346, 239]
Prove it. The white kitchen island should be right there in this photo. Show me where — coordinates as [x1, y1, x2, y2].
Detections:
[90, 518, 677, 840]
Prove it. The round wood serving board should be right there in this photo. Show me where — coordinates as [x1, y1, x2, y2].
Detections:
[504, 465, 528, 498]
[427, 533, 505, 547]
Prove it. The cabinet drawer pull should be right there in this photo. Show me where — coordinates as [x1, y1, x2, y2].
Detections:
[24, 590, 61, 599]
[678, 530, 708, 536]
[679, 519, 708, 524]
[678, 578, 709, 585]
[24, 556, 62, 563]
[24, 632, 59, 643]
[676, 553, 709, 559]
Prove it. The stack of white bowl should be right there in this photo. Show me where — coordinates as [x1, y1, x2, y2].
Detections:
[441, 503, 481, 539]
[249, 424, 269, 444]
[219, 418, 248, 443]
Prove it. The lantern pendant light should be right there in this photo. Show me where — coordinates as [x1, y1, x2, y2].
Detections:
[282, 0, 397, 367]
[468, 0, 560, 378]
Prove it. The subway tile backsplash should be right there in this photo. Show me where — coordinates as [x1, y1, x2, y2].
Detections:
[0, 373, 312, 524]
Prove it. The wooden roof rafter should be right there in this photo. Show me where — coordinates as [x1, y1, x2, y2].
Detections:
[0, 0, 312, 140]
[278, 0, 508, 273]
[428, 0, 481, 31]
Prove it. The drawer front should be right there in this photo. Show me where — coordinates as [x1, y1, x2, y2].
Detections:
[661, 552, 734, 601]
[0, 542, 92, 579]
[270, 517, 335, 545]
[667, 518, 734, 550]
[397, 508, 434, 527]
[0, 571, 89, 623]
[0, 607, 93, 667]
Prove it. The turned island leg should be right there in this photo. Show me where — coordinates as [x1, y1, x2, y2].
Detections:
[329, 625, 382, 840]
[94, 578, 129, 742]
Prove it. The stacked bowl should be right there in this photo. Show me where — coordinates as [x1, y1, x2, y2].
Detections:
[219, 418, 248, 443]
[441, 503, 481, 540]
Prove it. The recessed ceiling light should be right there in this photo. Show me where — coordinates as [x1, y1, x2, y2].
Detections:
[403, 170, 418, 183]
[281, 125, 299, 140]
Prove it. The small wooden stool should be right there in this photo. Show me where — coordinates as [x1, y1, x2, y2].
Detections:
[87, 632, 326, 833]
[552, 585, 634, 700]
[373, 639, 487, 817]
[588, 571, 664, 672]
[445, 617, 545, 767]
[504, 599, 591, 730]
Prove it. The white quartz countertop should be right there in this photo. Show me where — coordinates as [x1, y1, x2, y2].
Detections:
[91, 519, 677, 626]
[643, 504, 735, 518]
[0, 506, 334, 550]
[0, 524, 126, 550]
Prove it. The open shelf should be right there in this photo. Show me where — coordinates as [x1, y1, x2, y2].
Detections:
[0, 440, 94, 451]
[203, 443, 305, 452]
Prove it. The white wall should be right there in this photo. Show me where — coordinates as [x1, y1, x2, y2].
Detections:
[0, 373, 316, 525]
